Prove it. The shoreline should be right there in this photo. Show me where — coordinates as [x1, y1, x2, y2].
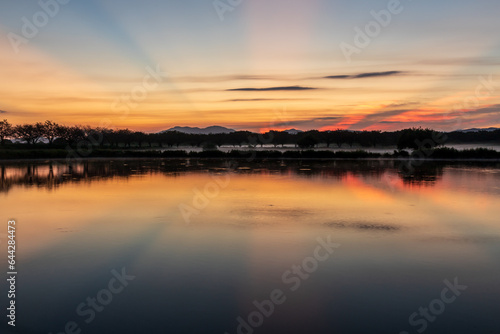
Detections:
[1, 155, 500, 164]
[0, 146, 499, 160]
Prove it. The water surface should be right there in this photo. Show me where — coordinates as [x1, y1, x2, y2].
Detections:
[0, 159, 499, 334]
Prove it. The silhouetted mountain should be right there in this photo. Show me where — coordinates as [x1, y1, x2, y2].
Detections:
[283, 129, 304, 134]
[458, 127, 500, 133]
[161, 126, 236, 134]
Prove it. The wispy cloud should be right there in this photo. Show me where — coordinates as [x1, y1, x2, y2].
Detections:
[417, 57, 500, 66]
[349, 109, 412, 130]
[225, 98, 313, 102]
[175, 75, 277, 83]
[271, 116, 342, 128]
[385, 101, 420, 108]
[325, 221, 401, 232]
[461, 104, 500, 116]
[227, 86, 316, 92]
[324, 75, 351, 79]
[324, 71, 403, 80]
[364, 104, 500, 130]
[354, 71, 403, 78]
[241, 116, 343, 131]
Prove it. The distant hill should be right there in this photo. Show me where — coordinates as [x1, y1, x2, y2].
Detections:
[458, 127, 500, 133]
[161, 126, 236, 135]
[283, 129, 304, 134]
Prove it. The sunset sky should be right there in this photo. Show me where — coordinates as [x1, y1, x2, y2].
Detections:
[1, 0, 500, 132]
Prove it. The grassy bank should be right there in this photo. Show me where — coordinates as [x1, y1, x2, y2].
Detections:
[1, 147, 500, 160]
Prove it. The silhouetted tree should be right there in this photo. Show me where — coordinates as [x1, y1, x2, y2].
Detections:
[329, 130, 347, 148]
[54, 125, 71, 145]
[358, 130, 381, 147]
[116, 129, 133, 147]
[297, 134, 319, 148]
[68, 126, 87, 145]
[397, 128, 444, 150]
[15, 123, 44, 145]
[41, 120, 60, 145]
[0, 119, 14, 145]
[133, 131, 148, 147]
[2, 120, 497, 152]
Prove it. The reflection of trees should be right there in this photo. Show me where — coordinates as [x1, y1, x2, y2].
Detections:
[0, 160, 204, 193]
[1, 161, 147, 193]
[399, 163, 445, 186]
[315, 160, 396, 180]
[1, 159, 497, 193]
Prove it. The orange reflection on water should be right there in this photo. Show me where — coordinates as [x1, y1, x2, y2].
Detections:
[0, 161, 499, 264]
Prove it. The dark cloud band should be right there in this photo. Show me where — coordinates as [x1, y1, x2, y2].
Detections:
[324, 71, 403, 80]
[227, 86, 316, 92]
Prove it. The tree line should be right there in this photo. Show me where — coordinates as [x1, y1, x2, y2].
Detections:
[0, 119, 499, 150]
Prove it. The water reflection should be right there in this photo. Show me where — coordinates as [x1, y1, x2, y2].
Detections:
[1, 159, 499, 193]
[324, 221, 402, 232]
[0, 159, 499, 334]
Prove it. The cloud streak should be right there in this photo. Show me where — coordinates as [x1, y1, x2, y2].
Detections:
[257, 116, 343, 130]
[325, 221, 401, 232]
[324, 71, 403, 80]
[349, 109, 412, 130]
[460, 104, 500, 116]
[227, 86, 316, 92]
[225, 98, 314, 102]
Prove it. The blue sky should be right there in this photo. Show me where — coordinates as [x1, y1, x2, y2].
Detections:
[1, 0, 499, 131]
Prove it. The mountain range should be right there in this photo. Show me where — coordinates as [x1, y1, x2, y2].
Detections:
[161, 126, 499, 135]
[459, 127, 500, 133]
[162, 126, 236, 134]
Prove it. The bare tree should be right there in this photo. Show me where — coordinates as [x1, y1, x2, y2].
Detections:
[0, 119, 14, 145]
[41, 120, 60, 145]
[14, 123, 44, 145]
[55, 125, 86, 146]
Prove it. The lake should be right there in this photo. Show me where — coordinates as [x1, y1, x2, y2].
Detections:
[0, 159, 499, 334]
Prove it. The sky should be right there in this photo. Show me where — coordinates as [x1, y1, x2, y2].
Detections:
[1, 0, 500, 133]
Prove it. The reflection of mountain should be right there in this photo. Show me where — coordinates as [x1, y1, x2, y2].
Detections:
[1, 160, 498, 194]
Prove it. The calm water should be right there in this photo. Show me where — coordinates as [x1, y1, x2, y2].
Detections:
[0, 159, 499, 334]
